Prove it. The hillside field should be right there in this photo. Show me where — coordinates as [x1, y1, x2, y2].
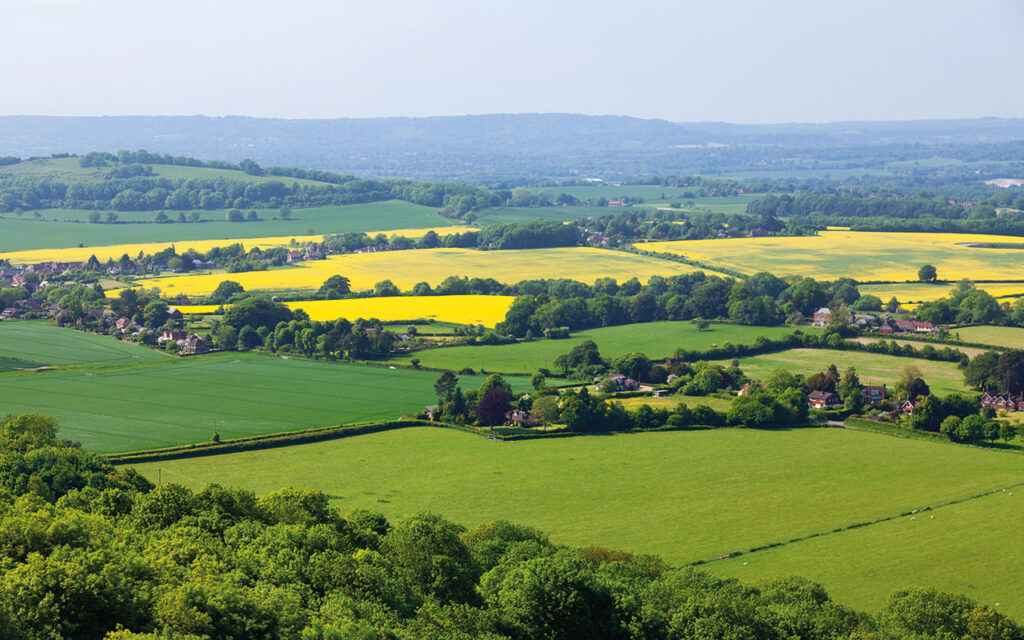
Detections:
[0, 320, 169, 366]
[644, 231, 1024, 281]
[720, 348, 968, 396]
[713, 488, 1024, 618]
[130, 426, 1024, 615]
[0, 347, 526, 452]
[133, 247, 703, 296]
[0, 200, 457, 252]
[860, 281, 1024, 305]
[390, 322, 799, 373]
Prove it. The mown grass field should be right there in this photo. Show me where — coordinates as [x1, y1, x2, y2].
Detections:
[713, 488, 1024, 618]
[0, 320, 168, 366]
[720, 348, 968, 396]
[0, 201, 457, 252]
[130, 427, 1024, 614]
[953, 325, 1024, 348]
[135, 247, 702, 296]
[0, 347, 524, 452]
[645, 231, 1024, 281]
[285, 295, 515, 326]
[391, 322, 798, 373]
[0, 224, 474, 265]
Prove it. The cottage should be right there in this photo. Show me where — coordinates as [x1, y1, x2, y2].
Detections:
[861, 385, 886, 404]
[981, 392, 1024, 412]
[901, 399, 920, 415]
[595, 373, 640, 392]
[505, 409, 537, 427]
[738, 381, 766, 396]
[179, 334, 210, 355]
[911, 320, 937, 333]
[808, 390, 842, 409]
[0, 307, 21, 320]
[115, 317, 136, 331]
[812, 307, 832, 327]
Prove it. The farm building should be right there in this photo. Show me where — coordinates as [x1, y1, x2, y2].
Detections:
[808, 390, 842, 409]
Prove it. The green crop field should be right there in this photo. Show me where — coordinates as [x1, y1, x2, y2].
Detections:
[954, 325, 1024, 348]
[720, 348, 968, 396]
[0, 320, 168, 366]
[391, 322, 799, 373]
[130, 426, 1024, 614]
[471, 205, 596, 225]
[0, 200, 456, 251]
[0, 329, 527, 452]
[713, 488, 1024, 618]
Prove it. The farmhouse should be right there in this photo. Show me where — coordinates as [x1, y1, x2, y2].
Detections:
[179, 334, 210, 355]
[861, 385, 886, 404]
[505, 409, 537, 427]
[812, 307, 832, 327]
[808, 390, 842, 409]
[595, 373, 640, 392]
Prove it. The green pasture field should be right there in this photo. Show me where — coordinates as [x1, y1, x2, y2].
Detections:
[130, 426, 1024, 613]
[0, 200, 455, 251]
[713, 488, 1024, 618]
[720, 348, 968, 396]
[0, 344, 527, 453]
[391, 322, 799, 373]
[953, 325, 1024, 348]
[0, 320, 168, 366]
[0, 156, 332, 187]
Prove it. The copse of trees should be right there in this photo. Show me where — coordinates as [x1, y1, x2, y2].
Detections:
[496, 272, 862, 337]
[0, 413, 1017, 640]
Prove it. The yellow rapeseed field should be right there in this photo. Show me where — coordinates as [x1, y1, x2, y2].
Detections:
[0, 226, 477, 265]
[860, 282, 1024, 304]
[644, 231, 1024, 281]
[284, 296, 515, 326]
[168, 304, 223, 314]
[133, 247, 700, 296]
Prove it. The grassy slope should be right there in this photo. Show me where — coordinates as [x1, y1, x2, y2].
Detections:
[0, 201, 455, 251]
[392, 322, 799, 373]
[722, 348, 968, 396]
[130, 427, 1024, 613]
[0, 321, 168, 365]
[713, 489, 1024, 618]
[0, 347, 525, 453]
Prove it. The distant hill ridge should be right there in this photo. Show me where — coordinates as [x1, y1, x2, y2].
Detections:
[2, 113, 1024, 181]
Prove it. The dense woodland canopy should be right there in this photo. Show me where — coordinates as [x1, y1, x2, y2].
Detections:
[0, 413, 1018, 640]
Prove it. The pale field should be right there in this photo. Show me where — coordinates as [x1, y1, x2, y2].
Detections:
[284, 296, 515, 326]
[132, 247, 701, 296]
[860, 282, 1024, 304]
[644, 231, 1024, 281]
[0, 226, 477, 265]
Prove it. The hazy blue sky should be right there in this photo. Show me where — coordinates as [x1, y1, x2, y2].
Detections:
[4, 0, 1023, 123]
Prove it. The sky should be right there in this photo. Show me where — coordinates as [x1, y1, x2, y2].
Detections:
[3, 0, 1024, 123]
